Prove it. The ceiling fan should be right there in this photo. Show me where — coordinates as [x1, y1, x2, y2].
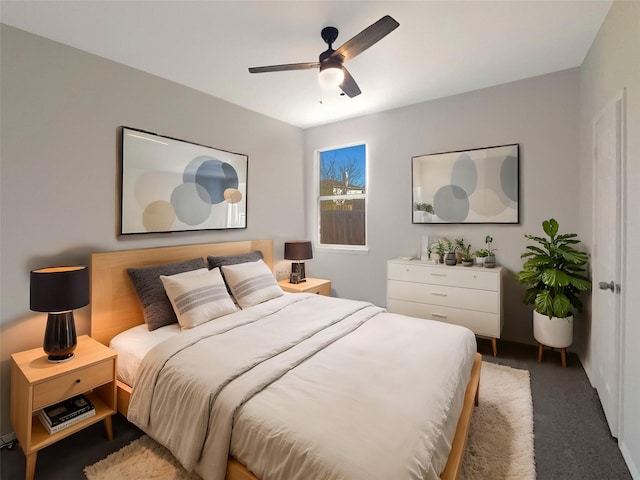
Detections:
[248, 15, 399, 98]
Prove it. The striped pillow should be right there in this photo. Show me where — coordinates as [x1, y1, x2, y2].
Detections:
[160, 268, 237, 329]
[221, 259, 283, 308]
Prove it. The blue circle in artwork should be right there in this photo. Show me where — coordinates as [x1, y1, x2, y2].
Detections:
[451, 153, 477, 195]
[500, 154, 518, 202]
[183, 157, 239, 205]
[171, 182, 212, 225]
[184, 156, 210, 183]
[433, 185, 469, 221]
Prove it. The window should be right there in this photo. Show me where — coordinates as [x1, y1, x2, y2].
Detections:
[317, 144, 367, 248]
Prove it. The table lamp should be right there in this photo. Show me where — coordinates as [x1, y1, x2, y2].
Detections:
[284, 241, 313, 283]
[30, 265, 89, 363]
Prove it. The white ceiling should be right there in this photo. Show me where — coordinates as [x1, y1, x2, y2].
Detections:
[1, 1, 612, 129]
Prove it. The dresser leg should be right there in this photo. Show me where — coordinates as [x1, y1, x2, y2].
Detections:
[25, 452, 37, 480]
[103, 415, 114, 441]
[538, 343, 544, 362]
[491, 337, 497, 356]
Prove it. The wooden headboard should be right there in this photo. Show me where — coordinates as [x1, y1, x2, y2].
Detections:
[90, 240, 274, 346]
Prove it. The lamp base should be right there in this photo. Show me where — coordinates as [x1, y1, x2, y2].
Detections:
[43, 311, 77, 363]
[47, 353, 75, 363]
[291, 262, 306, 282]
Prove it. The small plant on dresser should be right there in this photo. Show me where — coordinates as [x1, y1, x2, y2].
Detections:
[460, 243, 474, 266]
[443, 238, 457, 266]
[484, 235, 496, 268]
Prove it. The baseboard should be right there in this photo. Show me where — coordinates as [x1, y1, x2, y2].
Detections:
[620, 441, 639, 479]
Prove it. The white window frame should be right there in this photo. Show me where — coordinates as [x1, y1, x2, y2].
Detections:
[315, 143, 368, 253]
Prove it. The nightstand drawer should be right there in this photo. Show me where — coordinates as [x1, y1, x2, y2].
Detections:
[32, 359, 114, 410]
[303, 283, 331, 295]
[278, 278, 331, 296]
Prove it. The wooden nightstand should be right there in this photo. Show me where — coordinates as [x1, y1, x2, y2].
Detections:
[10, 335, 117, 480]
[279, 277, 331, 296]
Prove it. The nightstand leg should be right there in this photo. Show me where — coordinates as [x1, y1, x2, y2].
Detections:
[491, 337, 497, 356]
[25, 452, 37, 480]
[103, 416, 113, 441]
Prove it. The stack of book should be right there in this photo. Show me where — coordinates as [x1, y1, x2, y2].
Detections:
[38, 394, 95, 434]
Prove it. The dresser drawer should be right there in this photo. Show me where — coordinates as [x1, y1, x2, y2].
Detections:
[387, 280, 499, 314]
[32, 359, 115, 410]
[387, 299, 500, 337]
[387, 262, 498, 291]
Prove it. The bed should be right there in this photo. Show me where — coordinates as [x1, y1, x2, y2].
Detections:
[90, 240, 481, 480]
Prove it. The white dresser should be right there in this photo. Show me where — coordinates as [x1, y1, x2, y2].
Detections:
[386, 259, 503, 355]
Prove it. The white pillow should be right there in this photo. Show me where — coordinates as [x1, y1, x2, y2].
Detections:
[160, 268, 237, 329]
[221, 259, 283, 308]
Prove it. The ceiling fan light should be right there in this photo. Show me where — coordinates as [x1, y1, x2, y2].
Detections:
[319, 63, 344, 88]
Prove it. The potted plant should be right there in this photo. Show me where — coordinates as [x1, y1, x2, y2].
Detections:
[454, 238, 465, 263]
[460, 243, 474, 267]
[443, 238, 457, 265]
[517, 218, 592, 352]
[474, 248, 488, 266]
[432, 240, 445, 264]
[484, 235, 496, 268]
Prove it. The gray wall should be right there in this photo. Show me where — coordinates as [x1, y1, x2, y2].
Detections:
[304, 68, 581, 347]
[578, 1, 640, 476]
[0, 25, 305, 436]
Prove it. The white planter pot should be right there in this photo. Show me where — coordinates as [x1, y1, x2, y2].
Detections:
[533, 310, 573, 348]
[475, 257, 485, 266]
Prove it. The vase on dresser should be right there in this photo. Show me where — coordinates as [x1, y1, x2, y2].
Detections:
[484, 254, 496, 268]
[444, 252, 457, 266]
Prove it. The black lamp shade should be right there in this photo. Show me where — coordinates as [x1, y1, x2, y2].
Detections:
[30, 266, 89, 362]
[284, 241, 313, 261]
[30, 266, 89, 313]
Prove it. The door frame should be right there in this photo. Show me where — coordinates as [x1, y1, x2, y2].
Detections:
[591, 88, 626, 438]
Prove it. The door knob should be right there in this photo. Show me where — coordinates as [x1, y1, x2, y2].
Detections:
[599, 281, 615, 291]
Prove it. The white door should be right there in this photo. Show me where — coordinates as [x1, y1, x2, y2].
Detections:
[592, 92, 624, 437]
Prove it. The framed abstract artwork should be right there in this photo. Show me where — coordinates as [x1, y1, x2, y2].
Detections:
[412, 144, 519, 224]
[120, 127, 247, 234]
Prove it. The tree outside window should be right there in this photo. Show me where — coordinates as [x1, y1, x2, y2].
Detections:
[318, 144, 366, 247]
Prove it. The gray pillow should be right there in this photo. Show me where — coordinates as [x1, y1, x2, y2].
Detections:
[127, 257, 205, 331]
[208, 251, 264, 294]
[207, 251, 263, 270]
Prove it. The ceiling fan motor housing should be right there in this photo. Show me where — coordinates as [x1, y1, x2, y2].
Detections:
[321, 26, 339, 46]
[320, 27, 339, 63]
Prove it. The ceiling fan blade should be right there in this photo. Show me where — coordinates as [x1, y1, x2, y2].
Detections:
[332, 15, 399, 62]
[249, 62, 319, 73]
[340, 67, 361, 98]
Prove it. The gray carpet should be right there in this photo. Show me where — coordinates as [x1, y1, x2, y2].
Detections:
[0, 340, 632, 480]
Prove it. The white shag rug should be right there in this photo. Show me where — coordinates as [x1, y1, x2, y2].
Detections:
[460, 361, 536, 480]
[85, 361, 534, 480]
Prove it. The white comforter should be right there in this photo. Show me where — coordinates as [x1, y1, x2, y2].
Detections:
[128, 294, 476, 480]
